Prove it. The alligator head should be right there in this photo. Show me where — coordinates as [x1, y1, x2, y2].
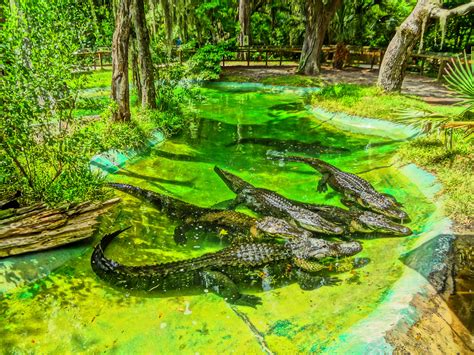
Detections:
[356, 191, 409, 221]
[288, 237, 362, 261]
[354, 210, 412, 236]
[214, 166, 253, 193]
[255, 216, 313, 239]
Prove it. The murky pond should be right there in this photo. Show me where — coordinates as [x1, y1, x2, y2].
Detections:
[0, 83, 436, 352]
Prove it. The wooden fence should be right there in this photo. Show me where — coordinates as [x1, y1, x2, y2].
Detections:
[75, 46, 463, 81]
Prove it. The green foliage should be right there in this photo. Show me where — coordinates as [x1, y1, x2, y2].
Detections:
[395, 54, 474, 150]
[187, 43, 232, 80]
[0, 0, 112, 205]
[445, 52, 474, 110]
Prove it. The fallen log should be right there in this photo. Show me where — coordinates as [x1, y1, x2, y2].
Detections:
[0, 198, 120, 257]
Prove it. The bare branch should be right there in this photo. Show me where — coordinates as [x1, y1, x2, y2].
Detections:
[431, 1, 474, 19]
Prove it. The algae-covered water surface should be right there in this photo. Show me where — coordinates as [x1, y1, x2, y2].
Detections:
[1, 83, 436, 352]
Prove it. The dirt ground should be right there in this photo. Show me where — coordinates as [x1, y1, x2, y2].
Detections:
[221, 65, 458, 105]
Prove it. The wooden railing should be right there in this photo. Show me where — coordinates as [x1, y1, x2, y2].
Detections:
[74, 46, 462, 81]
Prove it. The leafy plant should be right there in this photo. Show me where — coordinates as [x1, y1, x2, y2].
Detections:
[0, 1, 107, 205]
[395, 53, 474, 150]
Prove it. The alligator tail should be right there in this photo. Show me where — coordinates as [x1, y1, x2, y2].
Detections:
[91, 227, 131, 282]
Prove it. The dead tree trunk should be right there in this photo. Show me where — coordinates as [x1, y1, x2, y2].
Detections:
[111, 0, 132, 122]
[0, 198, 120, 257]
[377, 0, 474, 92]
[298, 0, 342, 75]
[132, 0, 157, 109]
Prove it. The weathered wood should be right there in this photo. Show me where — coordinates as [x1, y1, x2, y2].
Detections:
[0, 198, 120, 257]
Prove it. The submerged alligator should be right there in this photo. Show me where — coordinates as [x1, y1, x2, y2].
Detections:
[91, 228, 362, 306]
[214, 167, 344, 235]
[281, 156, 409, 221]
[108, 183, 312, 243]
[226, 137, 348, 154]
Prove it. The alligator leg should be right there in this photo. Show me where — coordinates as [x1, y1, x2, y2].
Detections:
[200, 270, 262, 307]
[317, 174, 330, 193]
[226, 195, 244, 210]
[295, 270, 341, 290]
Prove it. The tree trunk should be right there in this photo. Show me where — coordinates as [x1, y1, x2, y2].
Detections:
[238, 0, 250, 46]
[238, 0, 250, 60]
[132, 0, 156, 109]
[378, 0, 474, 92]
[111, 0, 132, 122]
[130, 36, 142, 104]
[160, 0, 173, 53]
[298, 0, 342, 76]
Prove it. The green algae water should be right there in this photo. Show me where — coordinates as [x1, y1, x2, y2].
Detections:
[1, 83, 437, 353]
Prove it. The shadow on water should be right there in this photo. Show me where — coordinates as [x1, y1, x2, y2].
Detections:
[115, 167, 196, 187]
[268, 102, 306, 113]
[400, 233, 474, 333]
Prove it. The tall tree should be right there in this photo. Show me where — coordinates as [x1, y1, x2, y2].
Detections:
[298, 0, 342, 75]
[239, 0, 250, 47]
[377, 0, 474, 92]
[132, 0, 156, 108]
[111, 0, 132, 122]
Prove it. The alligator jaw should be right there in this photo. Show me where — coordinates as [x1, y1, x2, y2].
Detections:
[214, 166, 250, 193]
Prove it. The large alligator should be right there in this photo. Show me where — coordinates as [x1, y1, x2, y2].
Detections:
[281, 156, 409, 221]
[107, 183, 312, 242]
[291, 202, 412, 236]
[213, 167, 344, 235]
[91, 228, 362, 306]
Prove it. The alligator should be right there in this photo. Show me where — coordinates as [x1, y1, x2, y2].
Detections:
[280, 156, 409, 221]
[213, 167, 344, 235]
[290, 202, 412, 236]
[225, 137, 348, 154]
[107, 183, 312, 243]
[91, 228, 362, 306]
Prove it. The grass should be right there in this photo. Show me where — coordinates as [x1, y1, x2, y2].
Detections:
[219, 73, 324, 87]
[310, 83, 464, 120]
[396, 137, 473, 231]
[80, 69, 113, 89]
[307, 83, 472, 230]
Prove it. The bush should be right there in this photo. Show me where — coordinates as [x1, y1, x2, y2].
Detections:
[187, 42, 233, 80]
[0, 1, 107, 205]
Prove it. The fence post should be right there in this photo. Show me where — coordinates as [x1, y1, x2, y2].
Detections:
[279, 50, 283, 66]
[247, 47, 250, 66]
[265, 50, 268, 67]
[99, 52, 103, 69]
[437, 59, 446, 81]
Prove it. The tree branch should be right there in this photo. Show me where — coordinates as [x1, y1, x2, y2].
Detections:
[431, 1, 474, 19]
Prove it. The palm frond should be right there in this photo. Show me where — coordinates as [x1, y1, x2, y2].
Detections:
[445, 52, 474, 109]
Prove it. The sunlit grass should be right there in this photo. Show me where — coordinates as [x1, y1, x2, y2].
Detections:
[310, 84, 464, 120]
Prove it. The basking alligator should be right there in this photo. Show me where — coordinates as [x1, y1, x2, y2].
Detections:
[91, 228, 362, 306]
[107, 183, 312, 242]
[281, 157, 409, 221]
[291, 202, 411, 236]
[213, 167, 344, 235]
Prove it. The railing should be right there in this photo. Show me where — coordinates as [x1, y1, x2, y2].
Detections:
[74, 46, 463, 80]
